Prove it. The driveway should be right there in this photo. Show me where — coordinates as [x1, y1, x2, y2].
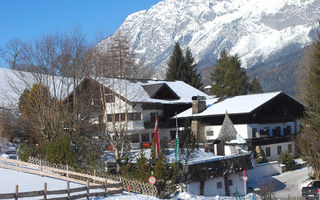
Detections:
[271, 166, 311, 199]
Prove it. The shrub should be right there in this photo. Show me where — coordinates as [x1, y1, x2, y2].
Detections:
[45, 134, 74, 165]
[18, 143, 35, 161]
[278, 151, 295, 170]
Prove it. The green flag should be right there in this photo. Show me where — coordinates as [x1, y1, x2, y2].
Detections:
[175, 112, 179, 163]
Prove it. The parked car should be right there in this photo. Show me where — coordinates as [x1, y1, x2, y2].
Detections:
[302, 181, 320, 200]
[1, 149, 17, 160]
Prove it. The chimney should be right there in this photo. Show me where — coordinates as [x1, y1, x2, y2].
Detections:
[192, 96, 206, 114]
[191, 96, 206, 142]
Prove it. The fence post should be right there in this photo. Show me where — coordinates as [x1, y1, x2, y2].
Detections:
[15, 185, 18, 200]
[104, 179, 107, 196]
[40, 159, 43, 177]
[86, 179, 90, 200]
[44, 183, 47, 200]
[67, 181, 70, 200]
[93, 169, 96, 184]
[66, 164, 69, 180]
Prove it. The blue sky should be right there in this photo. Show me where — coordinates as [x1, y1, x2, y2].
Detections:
[0, 0, 162, 64]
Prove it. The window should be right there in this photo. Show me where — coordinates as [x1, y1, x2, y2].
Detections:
[252, 128, 257, 138]
[266, 147, 271, 157]
[128, 113, 141, 121]
[288, 144, 292, 153]
[228, 180, 233, 186]
[206, 131, 214, 137]
[217, 181, 222, 189]
[263, 127, 270, 136]
[277, 146, 282, 155]
[273, 127, 281, 136]
[142, 133, 150, 142]
[106, 112, 141, 121]
[130, 134, 140, 143]
[285, 126, 291, 135]
[105, 94, 115, 103]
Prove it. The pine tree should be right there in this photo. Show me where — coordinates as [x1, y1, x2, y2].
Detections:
[298, 23, 320, 179]
[179, 119, 198, 164]
[18, 88, 30, 114]
[165, 43, 202, 88]
[165, 42, 184, 81]
[210, 50, 250, 97]
[250, 77, 263, 94]
[136, 150, 151, 182]
[185, 48, 202, 89]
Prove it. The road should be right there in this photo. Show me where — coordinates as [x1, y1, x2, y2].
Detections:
[272, 166, 311, 199]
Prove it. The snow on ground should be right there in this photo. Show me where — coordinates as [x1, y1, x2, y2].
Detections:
[0, 167, 254, 200]
[106, 148, 245, 165]
[0, 167, 83, 193]
[91, 191, 253, 200]
[272, 166, 311, 198]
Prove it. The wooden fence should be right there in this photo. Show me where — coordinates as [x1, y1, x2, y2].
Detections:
[0, 157, 178, 198]
[0, 157, 122, 199]
[0, 180, 122, 200]
[26, 157, 161, 197]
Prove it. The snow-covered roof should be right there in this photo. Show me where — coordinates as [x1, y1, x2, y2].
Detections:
[226, 132, 247, 145]
[97, 78, 209, 104]
[176, 91, 283, 118]
[0, 67, 208, 109]
[0, 67, 75, 108]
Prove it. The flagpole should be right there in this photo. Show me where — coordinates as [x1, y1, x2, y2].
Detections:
[175, 111, 179, 163]
[154, 114, 160, 158]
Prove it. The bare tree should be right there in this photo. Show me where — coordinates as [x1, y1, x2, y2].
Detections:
[295, 44, 314, 102]
[1, 27, 104, 167]
[90, 33, 145, 172]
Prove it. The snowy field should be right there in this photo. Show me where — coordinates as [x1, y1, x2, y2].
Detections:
[0, 168, 83, 193]
[0, 167, 253, 200]
[0, 165, 311, 199]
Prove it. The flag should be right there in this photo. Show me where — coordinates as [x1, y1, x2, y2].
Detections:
[154, 115, 160, 158]
[174, 112, 179, 163]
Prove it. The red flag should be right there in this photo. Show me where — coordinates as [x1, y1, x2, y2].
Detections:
[154, 115, 160, 158]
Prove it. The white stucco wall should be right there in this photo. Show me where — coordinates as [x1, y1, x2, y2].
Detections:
[260, 141, 295, 160]
[204, 177, 225, 196]
[204, 124, 248, 140]
[185, 172, 245, 196]
[247, 161, 280, 184]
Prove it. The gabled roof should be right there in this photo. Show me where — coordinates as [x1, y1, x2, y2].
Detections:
[0, 67, 208, 108]
[176, 91, 300, 118]
[97, 78, 209, 104]
[142, 83, 180, 100]
[0, 67, 74, 108]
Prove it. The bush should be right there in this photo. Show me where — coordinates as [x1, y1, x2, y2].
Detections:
[18, 143, 35, 161]
[45, 134, 74, 165]
[278, 151, 295, 170]
[160, 137, 169, 155]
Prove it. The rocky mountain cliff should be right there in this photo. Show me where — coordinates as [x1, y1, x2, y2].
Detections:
[98, 0, 320, 94]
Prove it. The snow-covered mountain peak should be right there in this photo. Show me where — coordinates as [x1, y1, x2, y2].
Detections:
[98, 0, 320, 76]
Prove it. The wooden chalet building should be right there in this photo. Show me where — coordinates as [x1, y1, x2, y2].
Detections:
[182, 153, 253, 196]
[70, 77, 209, 148]
[176, 91, 305, 160]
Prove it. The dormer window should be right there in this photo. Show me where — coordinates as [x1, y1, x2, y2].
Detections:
[143, 83, 179, 100]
